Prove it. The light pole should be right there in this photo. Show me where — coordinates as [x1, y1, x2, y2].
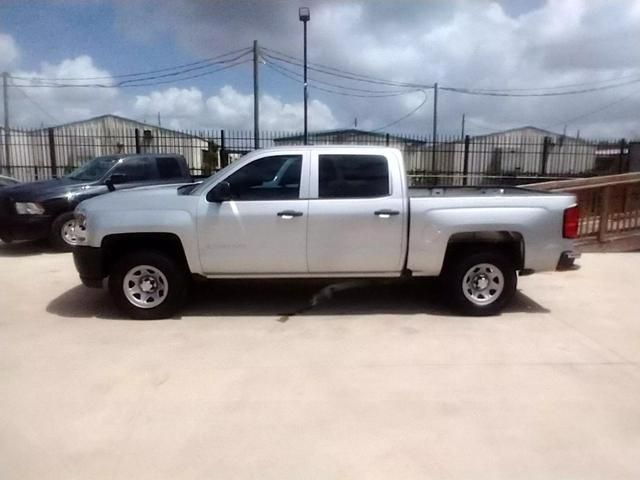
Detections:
[299, 7, 310, 145]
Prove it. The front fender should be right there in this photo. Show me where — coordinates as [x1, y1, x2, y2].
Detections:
[87, 210, 201, 274]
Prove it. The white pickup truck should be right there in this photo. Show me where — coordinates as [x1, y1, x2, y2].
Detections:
[72, 146, 580, 319]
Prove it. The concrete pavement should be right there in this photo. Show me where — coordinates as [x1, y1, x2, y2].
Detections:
[1, 243, 639, 479]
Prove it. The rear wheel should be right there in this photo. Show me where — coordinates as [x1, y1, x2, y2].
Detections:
[442, 250, 517, 316]
[108, 251, 188, 319]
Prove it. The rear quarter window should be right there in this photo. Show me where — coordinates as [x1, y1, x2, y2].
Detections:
[156, 157, 184, 179]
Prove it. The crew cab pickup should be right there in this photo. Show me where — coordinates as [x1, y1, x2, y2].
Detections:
[72, 146, 580, 319]
[0, 154, 193, 250]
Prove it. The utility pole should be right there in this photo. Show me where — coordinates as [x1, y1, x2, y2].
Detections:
[299, 7, 310, 145]
[461, 113, 465, 139]
[157, 112, 161, 127]
[253, 40, 260, 149]
[2, 72, 9, 176]
[431, 82, 438, 167]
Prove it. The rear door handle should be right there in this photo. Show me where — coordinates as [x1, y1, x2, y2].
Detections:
[374, 209, 400, 218]
[277, 210, 304, 219]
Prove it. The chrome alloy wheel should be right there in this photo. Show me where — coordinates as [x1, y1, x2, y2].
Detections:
[462, 262, 504, 306]
[61, 219, 80, 246]
[123, 265, 169, 309]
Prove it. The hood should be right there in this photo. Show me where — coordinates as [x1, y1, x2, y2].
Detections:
[79, 183, 191, 212]
[0, 177, 95, 202]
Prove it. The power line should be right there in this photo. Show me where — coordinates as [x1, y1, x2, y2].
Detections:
[440, 77, 640, 97]
[261, 46, 427, 88]
[262, 48, 429, 89]
[263, 46, 640, 98]
[9, 56, 252, 89]
[451, 72, 640, 93]
[263, 57, 422, 97]
[370, 90, 429, 132]
[546, 86, 640, 129]
[9, 47, 252, 82]
[9, 80, 60, 124]
[266, 61, 406, 98]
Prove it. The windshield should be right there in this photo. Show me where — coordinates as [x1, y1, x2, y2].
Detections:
[66, 155, 121, 181]
[191, 158, 244, 195]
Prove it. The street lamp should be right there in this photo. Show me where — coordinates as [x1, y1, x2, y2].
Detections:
[299, 7, 310, 145]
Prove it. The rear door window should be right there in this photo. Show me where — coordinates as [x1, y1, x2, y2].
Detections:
[318, 154, 389, 198]
[113, 157, 158, 182]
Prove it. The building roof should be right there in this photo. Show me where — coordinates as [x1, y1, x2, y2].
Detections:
[32, 114, 210, 141]
[273, 128, 427, 144]
[471, 125, 586, 143]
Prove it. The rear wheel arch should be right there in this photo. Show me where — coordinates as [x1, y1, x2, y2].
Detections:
[441, 231, 525, 273]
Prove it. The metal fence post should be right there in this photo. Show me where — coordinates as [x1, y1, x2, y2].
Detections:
[463, 134, 470, 186]
[598, 186, 611, 242]
[385, 133, 390, 146]
[540, 136, 550, 176]
[220, 129, 228, 168]
[134, 128, 141, 154]
[48, 128, 57, 178]
[618, 139, 627, 174]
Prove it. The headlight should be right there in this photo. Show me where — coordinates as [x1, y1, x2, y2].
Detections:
[74, 211, 88, 243]
[14, 202, 45, 215]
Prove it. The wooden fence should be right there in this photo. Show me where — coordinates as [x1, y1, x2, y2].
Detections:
[525, 173, 640, 245]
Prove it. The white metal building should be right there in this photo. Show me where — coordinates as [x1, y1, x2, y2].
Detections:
[1, 115, 216, 181]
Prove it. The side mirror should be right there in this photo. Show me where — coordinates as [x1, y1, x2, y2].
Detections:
[206, 181, 232, 203]
[105, 173, 127, 192]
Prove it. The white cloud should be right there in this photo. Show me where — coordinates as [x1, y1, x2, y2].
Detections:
[10, 55, 118, 126]
[0, 33, 19, 69]
[205, 85, 337, 130]
[134, 87, 204, 128]
[130, 85, 337, 131]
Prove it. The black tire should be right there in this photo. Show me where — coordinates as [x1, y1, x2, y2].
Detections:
[108, 250, 189, 320]
[442, 249, 517, 316]
[49, 211, 77, 251]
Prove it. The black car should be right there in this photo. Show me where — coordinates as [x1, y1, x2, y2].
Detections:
[0, 154, 194, 250]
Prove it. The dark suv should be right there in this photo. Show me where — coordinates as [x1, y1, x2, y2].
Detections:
[0, 154, 193, 250]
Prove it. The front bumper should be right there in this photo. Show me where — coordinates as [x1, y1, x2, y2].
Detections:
[73, 246, 105, 288]
[0, 214, 53, 242]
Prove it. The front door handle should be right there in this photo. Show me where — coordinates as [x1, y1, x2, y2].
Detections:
[374, 209, 400, 218]
[277, 210, 304, 219]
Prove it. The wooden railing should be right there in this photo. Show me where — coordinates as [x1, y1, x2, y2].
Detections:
[523, 173, 640, 243]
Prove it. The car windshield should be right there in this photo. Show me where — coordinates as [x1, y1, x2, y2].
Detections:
[66, 155, 121, 181]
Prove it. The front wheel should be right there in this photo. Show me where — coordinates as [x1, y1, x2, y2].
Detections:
[108, 251, 189, 319]
[442, 250, 517, 316]
[50, 211, 79, 251]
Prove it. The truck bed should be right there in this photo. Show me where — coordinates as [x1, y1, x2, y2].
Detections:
[409, 186, 552, 197]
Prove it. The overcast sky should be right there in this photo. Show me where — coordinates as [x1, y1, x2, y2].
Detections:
[1, 0, 640, 138]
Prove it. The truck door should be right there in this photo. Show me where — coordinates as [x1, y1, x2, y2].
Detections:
[307, 151, 406, 274]
[197, 152, 310, 274]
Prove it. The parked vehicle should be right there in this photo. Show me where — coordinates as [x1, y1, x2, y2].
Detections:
[72, 146, 580, 319]
[0, 154, 194, 250]
[0, 175, 20, 188]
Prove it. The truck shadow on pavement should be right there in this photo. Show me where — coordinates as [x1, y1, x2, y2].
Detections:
[0, 240, 64, 257]
[47, 278, 550, 320]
